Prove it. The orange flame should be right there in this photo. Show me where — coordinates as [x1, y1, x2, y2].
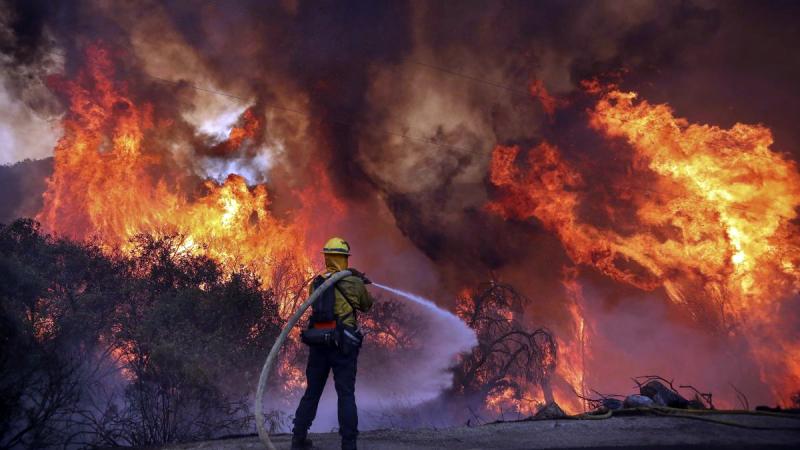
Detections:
[557, 267, 591, 413]
[38, 44, 315, 286]
[488, 87, 800, 404]
[529, 80, 566, 119]
[218, 107, 261, 154]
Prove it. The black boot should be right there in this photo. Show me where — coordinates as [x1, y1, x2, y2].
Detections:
[341, 439, 357, 450]
[291, 434, 313, 449]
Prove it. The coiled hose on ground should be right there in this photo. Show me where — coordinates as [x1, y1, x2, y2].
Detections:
[254, 270, 352, 450]
[572, 406, 800, 431]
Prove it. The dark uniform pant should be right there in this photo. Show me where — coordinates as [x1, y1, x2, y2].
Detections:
[293, 345, 359, 446]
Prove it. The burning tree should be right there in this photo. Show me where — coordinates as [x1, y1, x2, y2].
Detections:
[453, 282, 557, 417]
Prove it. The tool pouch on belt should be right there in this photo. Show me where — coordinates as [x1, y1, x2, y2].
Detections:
[337, 325, 363, 356]
[300, 327, 337, 347]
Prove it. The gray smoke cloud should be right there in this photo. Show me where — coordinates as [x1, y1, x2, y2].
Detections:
[0, 82, 59, 164]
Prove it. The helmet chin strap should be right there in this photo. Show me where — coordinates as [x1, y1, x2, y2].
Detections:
[254, 270, 353, 450]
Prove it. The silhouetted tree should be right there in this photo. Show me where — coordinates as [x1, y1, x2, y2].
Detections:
[95, 233, 282, 445]
[0, 221, 285, 448]
[453, 281, 557, 410]
[0, 219, 113, 448]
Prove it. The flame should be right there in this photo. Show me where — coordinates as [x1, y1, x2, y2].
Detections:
[456, 285, 579, 415]
[484, 385, 539, 417]
[488, 87, 800, 403]
[557, 267, 591, 413]
[217, 107, 261, 154]
[529, 80, 566, 119]
[37, 44, 315, 287]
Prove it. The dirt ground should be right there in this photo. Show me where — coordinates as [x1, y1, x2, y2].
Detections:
[158, 412, 800, 450]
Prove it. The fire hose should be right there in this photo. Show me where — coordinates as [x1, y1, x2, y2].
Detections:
[571, 407, 800, 431]
[254, 270, 352, 450]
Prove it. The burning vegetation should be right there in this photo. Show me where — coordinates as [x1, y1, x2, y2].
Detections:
[2, 1, 800, 448]
[38, 45, 315, 284]
[454, 283, 558, 416]
[487, 85, 800, 403]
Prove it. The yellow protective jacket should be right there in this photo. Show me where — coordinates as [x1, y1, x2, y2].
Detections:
[310, 254, 374, 328]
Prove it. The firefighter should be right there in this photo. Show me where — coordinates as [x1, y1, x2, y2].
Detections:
[292, 237, 374, 450]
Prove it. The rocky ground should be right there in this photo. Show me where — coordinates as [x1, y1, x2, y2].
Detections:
[158, 412, 800, 450]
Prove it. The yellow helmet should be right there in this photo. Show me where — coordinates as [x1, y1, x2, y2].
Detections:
[322, 237, 351, 255]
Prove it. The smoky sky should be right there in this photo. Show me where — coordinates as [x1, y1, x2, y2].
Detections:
[2, 0, 800, 286]
[3, 0, 800, 409]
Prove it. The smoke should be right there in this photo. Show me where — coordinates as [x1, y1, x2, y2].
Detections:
[0, 70, 61, 164]
[1, 0, 792, 271]
[574, 272, 775, 409]
[371, 283, 477, 401]
[1, 0, 799, 409]
[0, 0, 61, 164]
[0, 158, 52, 223]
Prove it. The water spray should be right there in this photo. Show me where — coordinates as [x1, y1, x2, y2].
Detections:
[371, 283, 476, 348]
[254, 273, 476, 449]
